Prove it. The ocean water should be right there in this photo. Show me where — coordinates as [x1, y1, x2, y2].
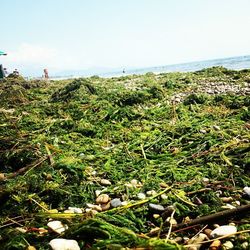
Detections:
[99, 55, 250, 78]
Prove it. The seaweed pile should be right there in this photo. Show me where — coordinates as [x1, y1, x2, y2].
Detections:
[0, 67, 249, 249]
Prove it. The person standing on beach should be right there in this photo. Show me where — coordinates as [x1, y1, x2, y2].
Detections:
[44, 68, 49, 79]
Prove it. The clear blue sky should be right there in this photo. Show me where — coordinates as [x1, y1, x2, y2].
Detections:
[1, 0, 250, 76]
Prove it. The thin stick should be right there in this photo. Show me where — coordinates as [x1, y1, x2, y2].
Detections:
[8, 217, 24, 227]
[29, 197, 49, 212]
[173, 191, 197, 207]
[190, 224, 208, 240]
[0, 218, 33, 229]
[141, 144, 147, 159]
[165, 209, 176, 241]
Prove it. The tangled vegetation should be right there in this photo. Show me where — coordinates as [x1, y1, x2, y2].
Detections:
[0, 67, 249, 249]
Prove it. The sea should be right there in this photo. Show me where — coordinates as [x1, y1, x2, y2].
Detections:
[49, 55, 250, 80]
[100, 55, 250, 78]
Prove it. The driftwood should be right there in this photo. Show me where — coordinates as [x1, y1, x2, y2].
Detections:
[172, 203, 250, 231]
[148, 204, 250, 236]
[6, 156, 48, 179]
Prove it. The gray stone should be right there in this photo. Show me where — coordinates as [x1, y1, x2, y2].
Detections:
[110, 198, 122, 208]
[149, 203, 165, 213]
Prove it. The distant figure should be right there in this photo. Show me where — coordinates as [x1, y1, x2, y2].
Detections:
[44, 68, 49, 79]
[13, 69, 19, 76]
[122, 68, 125, 74]
[3, 68, 9, 77]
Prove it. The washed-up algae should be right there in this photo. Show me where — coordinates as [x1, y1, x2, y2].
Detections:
[0, 67, 249, 249]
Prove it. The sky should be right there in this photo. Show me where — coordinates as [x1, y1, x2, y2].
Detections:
[1, 0, 250, 76]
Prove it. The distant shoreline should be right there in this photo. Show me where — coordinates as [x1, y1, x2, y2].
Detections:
[28, 54, 250, 80]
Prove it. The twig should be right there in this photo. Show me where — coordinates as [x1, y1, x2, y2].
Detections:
[190, 224, 208, 240]
[141, 144, 147, 159]
[45, 143, 55, 166]
[0, 218, 33, 229]
[29, 197, 49, 212]
[165, 209, 176, 241]
[173, 191, 197, 207]
[186, 188, 212, 195]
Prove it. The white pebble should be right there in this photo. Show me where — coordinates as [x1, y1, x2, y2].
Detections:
[130, 179, 138, 186]
[211, 225, 237, 238]
[241, 242, 249, 249]
[222, 241, 234, 249]
[161, 194, 168, 200]
[67, 207, 82, 214]
[49, 239, 80, 250]
[146, 190, 157, 196]
[137, 193, 146, 200]
[47, 221, 68, 234]
[95, 190, 102, 197]
[100, 179, 111, 186]
[243, 187, 250, 197]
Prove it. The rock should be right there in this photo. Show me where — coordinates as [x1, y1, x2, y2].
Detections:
[160, 194, 168, 200]
[173, 237, 182, 244]
[130, 179, 138, 186]
[110, 198, 122, 208]
[241, 242, 249, 249]
[46, 173, 53, 180]
[100, 179, 111, 186]
[47, 221, 68, 234]
[159, 182, 168, 188]
[243, 187, 250, 198]
[146, 190, 157, 196]
[211, 225, 237, 238]
[101, 202, 111, 211]
[137, 193, 146, 200]
[232, 200, 240, 206]
[148, 203, 165, 213]
[49, 239, 80, 250]
[64, 207, 82, 214]
[86, 203, 102, 211]
[166, 217, 177, 225]
[95, 190, 102, 197]
[209, 239, 221, 250]
[153, 214, 160, 219]
[96, 194, 110, 204]
[220, 197, 233, 203]
[222, 241, 234, 249]
[0, 173, 6, 181]
[27, 246, 36, 250]
[202, 177, 210, 182]
[204, 228, 213, 238]
[121, 201, 128, 206]
[188, 233, 207, 250]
